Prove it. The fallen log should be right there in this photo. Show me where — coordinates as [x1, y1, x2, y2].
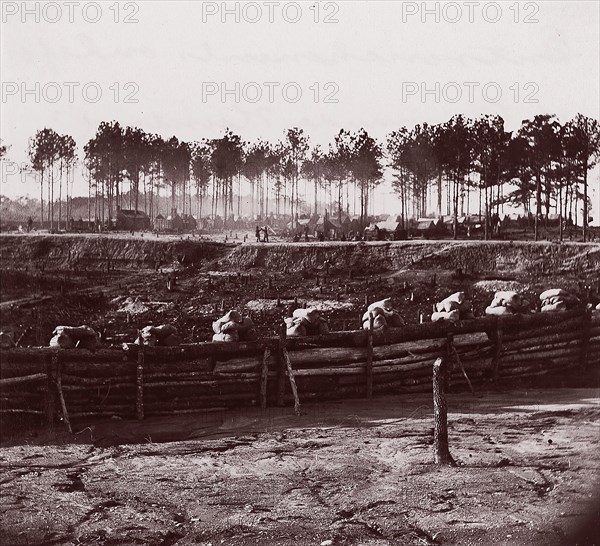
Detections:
[0, 373, 47, 387]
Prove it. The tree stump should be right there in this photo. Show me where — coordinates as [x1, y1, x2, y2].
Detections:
[433, 357, 456, 466]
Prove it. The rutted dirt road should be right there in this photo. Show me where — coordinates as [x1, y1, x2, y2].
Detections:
[1, 388, 599, 546]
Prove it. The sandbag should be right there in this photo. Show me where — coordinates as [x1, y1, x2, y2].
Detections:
[213, 311, 244, 334]
[292, 308, 321, 324]
[362, 308, 384, 323]
[439, 292, 465, 308]
[540, 288, 568, 301]
[431, 309, 460, 323]
[436, 299, 461, 313]
[485, 305, 514, 316]
[541, 301, 568, 313]
[287, 323, 307, 337]
[220, 320, 242, 333]
[135, 333, 157, 347]
[52, 325, 98, 349]
[363, 314, 388, 330]
[54, 325, 97, 339]
[368, 298, 395, 316]
[49, 333, 74, 349]
[492, 291, 522, 309]
[212, 332, 239, 342]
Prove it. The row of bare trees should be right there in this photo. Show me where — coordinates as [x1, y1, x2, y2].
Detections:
[22, 113, 600, 239]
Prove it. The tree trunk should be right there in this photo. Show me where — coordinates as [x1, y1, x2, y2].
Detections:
[432, 357, 455, 465]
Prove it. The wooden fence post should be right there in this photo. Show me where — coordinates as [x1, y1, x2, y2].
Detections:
[448, 333, 474, 394]
[55, 357, 72, 434]
[136, 337, 145, 421]
[365, 312, 374, 399]
[492, 317, 503, 385]
[282, 347, 301, 416]
[45, 353, 59, 427]
[433, 357, 455, 466]
[260, 347, 271, 409]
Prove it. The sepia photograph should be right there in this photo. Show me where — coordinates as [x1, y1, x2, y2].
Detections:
[1, 1, 599, 544]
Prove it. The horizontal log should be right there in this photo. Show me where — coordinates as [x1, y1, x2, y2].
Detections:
[502, 339, 582, 357]
[122, 341, 273, 362]
[61, 383, 135, 392]
[500, 361, 580, 378]
[502, 316, 584, 342]
[145, 407, 230, 416]
[70, 411, 134, 418]
[61, 362, 135, 376]
[143, 377, 260, 389]
[501, 331, 583, 351]
[0, 408, 44, 415]
[500, 346, 580, 364]
[61, 374, 136, 386]
[51, 349, 128, 364]
[293, 366, 364, 377]
[0, 373, 47, 387]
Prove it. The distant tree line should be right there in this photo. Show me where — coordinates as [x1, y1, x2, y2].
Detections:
[13, 113, 600, 240]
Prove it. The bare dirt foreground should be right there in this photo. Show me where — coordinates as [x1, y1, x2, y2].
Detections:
[1, 388, 599, 546]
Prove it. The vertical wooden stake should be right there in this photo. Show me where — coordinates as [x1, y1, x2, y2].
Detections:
[260, 347, 271, 409]
[45, 353, 58, 427]
[136, 341, 145, 421]
[55, 357, 72, 434]
[282, 347, 301, 416]
[492, 319, 503, 384]
[366, 312, 374, 399]
[433, 357, 456, 466]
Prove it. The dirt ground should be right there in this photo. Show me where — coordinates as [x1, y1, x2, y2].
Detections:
[1, 387, 599, 546]
[1, 235, 599, 545]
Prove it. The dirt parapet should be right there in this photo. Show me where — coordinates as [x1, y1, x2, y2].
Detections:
[222, 240, 600, 276]
[0, 235, 231, 271]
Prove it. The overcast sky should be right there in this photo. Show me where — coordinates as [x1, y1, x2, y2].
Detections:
[1, 0, 599, 217]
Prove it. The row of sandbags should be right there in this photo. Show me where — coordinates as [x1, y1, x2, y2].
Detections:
[212, 311, 257, 342]
[539, 288, 581, 313]
[49, 325, 99, 350]
[485, 291, 531, 316]
[431, 292, 474, 323]
[135, 324, 183, 347]
[363, 299, 405, 330]
[285, 308, 330, 337]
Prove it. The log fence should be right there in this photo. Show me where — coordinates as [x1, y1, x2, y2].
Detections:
[0, 310, 598, 428]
